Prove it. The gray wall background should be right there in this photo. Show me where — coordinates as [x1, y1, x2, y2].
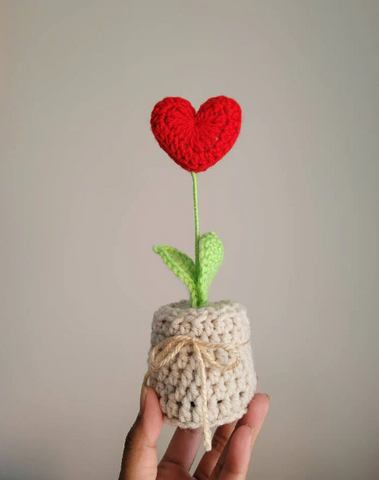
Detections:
[1, 1, 378, 479]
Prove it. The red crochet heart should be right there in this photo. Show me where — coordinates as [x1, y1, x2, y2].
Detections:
[151, 96, 242, 173]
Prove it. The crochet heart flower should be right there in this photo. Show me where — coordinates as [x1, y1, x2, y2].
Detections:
[151, 96, 242, 173]
[151, 95, 243, 307]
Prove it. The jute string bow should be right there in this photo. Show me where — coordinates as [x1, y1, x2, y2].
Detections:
[143, 335, 249, 451]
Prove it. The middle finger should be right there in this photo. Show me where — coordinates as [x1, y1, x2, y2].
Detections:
[159, 426, 203, 472]
[193, 420, 238, 480]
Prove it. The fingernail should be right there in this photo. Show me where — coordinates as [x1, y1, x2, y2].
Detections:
[240, 424, 255, 449]
[245, 423, 254, 432]
[242, 424, 255, 449]
[264, 393, 270, 401]
[140, 385, 147, 414]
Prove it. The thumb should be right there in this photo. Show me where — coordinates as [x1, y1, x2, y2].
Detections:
[118, 386, 164, 480]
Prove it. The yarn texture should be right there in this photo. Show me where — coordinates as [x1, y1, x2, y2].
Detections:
[151, 96, 242, 173]
[145, 300, 257, 450]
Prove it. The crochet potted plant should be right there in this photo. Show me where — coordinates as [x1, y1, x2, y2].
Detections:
[143, 96, 257, 451]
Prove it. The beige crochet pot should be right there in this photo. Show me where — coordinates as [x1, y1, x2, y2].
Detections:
[145, 299, 257, 449]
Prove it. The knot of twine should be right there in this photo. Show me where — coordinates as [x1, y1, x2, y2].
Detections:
[143, 335, 249, 451]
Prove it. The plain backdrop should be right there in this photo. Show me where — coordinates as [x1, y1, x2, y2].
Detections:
[1, 1, 378, 479]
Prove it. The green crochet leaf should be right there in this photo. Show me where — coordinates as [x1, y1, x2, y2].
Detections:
[197, 232, 224, 307]
[153, 245, 199, 307]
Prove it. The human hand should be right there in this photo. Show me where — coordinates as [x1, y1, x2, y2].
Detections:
[118, 386, 269, 480]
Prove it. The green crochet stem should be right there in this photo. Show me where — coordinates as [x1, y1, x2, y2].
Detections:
[153, 171, 224, 308]
[191, 172, 200, 280]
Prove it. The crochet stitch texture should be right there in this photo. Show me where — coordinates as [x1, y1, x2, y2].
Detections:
[147, 300, 257, 431]
[151, 96, 242, 173]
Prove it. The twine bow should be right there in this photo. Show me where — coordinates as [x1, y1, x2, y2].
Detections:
[143, 335, 249, 451]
